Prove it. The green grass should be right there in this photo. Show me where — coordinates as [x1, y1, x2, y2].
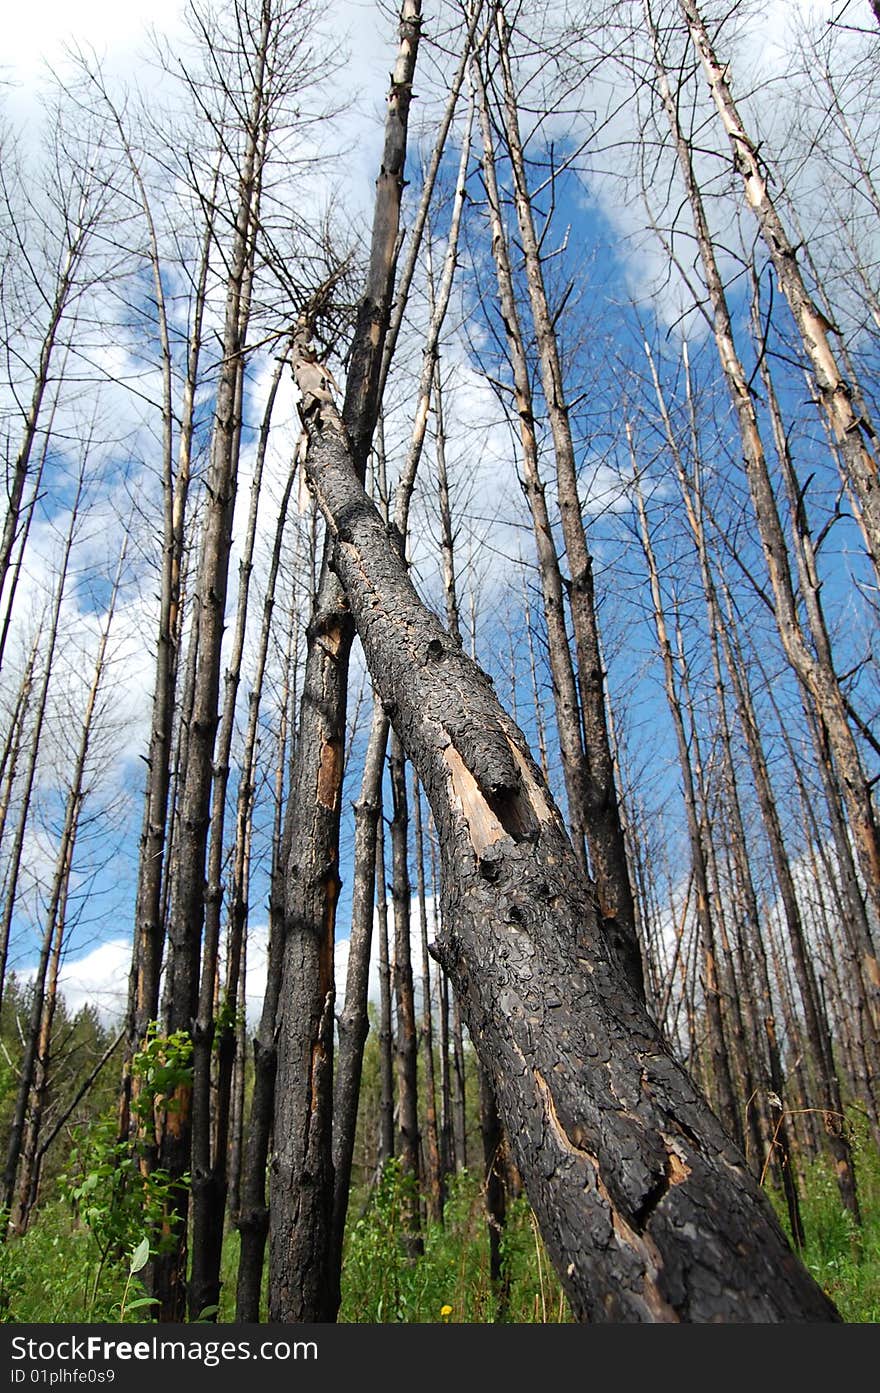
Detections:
[3, 1130, 880, 1323]
[0, 1198, 131, 1322]
[337, 1163, 570, 1323]
[768, 1116, 880, 1322]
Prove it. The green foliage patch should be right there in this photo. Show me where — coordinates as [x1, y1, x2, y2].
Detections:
[338, 1161, 571, 1323]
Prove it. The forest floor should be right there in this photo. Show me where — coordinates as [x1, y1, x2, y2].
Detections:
[1, 1123, 878, 1323]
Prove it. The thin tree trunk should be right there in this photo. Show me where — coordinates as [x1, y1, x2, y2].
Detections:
[123, 158, 217, 1147]
[233, 582, 299, 1323]
[493, 8, 642, 998]
[388, 730, 422, 1254]
[676, 347, 777, 1173]
[188, 348, 283, 1322]
[0, 365, 61, 679]
[376, 810, 395, 1169]
[268, 0, 423, 1324]
[473, 60, 589, 877]
[630, 454, 742, 1150]
[451, 996, 468, 1172]
[155, 6, 270, 1318]
[717, 578, 861, 1221]
[0, 195, 92, 624]
[124, 149, 217, 1064]
[431, 347, 505, 1256]
[0, 627, 40, 990]
[678, 0, 880, 589]
[431, 832, 453, 1182]
[749, 270, 880, 1014]
[413, 772, 443, 1220]
[3, 507, 121, 1225]
[0, 465, 84, 1015]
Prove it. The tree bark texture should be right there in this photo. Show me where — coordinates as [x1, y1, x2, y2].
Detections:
[678, 0, 880, 590]
[268, 0, 423, 1323]
[292, 381, 840, 1322]
[493, 12, 643, 998]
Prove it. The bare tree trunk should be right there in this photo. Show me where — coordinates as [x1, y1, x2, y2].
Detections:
[3, 512, 121, 1226]
[0, 464, 84, 1014]
[473, 60, 589, 877]
[0, 365, 61, 679]
[14, 864, 70, 1233]
[431, 832, 454, 1182]
[388, 731, 422, 1254]
[0, 628, 40, 999]
[673, 360, 773, 1170]
[376, 810, 395, 1169]
[717, 579, 861, 1222]
[492, 11, 642, 996]
[630, 455, 742, 1150]
[749, 272, 880, 1017]
[226, 950, 247, 1226]
[451, 998, 468, 1172]
[0, 180, 94, 629]
[269, 4, 424, 1321]
[289, 359, 840, 1322]
[188, 349, 284, 1321]
[413, 773, 443, 1220]
[233, 584, 299, 1322]
[430, 344, 506, 1257]
[328, 81, 474, 1298]
[678, 0, 880, 588]
[123, 157, 216, 1137]
[15, 544, 127, 1230]
[154, 2, 273, 1319]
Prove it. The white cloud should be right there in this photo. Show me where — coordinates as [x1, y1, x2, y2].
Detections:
[50, 936, 131, 1023]
[27, 886, 441, 1031]
[4, 0, 186, 83]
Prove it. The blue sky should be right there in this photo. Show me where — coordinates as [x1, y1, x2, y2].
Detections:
[5, 0, 879, 1025]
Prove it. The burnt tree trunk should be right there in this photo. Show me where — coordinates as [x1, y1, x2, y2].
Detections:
[268, 1, 423, 1322]
[493, 11, 642, 997]
[188, 347, 281, 1323]
[413, 772, 443, 1221]
[290, 369, 840, 1322]
[328, 89, 474, 1296]
[233, 585, 299, 1322]
[389, 731, 422, 1254]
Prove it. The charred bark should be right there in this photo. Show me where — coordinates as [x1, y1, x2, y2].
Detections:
[268, 0, 424, 1323]
[291, 376, 840, 1322]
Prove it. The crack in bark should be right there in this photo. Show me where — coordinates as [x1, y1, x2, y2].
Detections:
[533, 1068, 680, 1321]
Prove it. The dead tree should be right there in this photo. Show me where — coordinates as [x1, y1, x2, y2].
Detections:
[678, 0, 880, 595]
[10, 539, 127, 1232]
[269, 0, 424, 1323]
[155, 0, 277, 1320]
[491, 7, 643, 997]
[629, 446, 742, 1150]
[288, 338, 840, 1323]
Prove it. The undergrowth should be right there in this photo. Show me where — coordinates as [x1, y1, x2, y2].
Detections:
[3, 1127, 879, 1323]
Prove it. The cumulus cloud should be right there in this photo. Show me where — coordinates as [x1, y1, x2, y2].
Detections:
[36, 936, 132, 1023]
[30, 889, 440, 1030]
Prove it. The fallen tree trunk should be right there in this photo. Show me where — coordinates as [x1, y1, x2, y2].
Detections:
[291, 348, 840, 1323]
